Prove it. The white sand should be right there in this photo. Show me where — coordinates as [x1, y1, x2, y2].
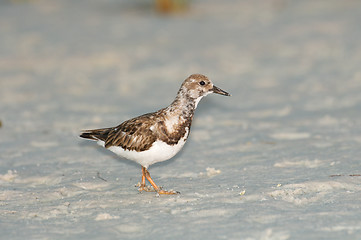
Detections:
[1, 0, 361, 239]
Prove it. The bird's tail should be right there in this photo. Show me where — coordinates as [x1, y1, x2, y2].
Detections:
[79, 128, 112, 142]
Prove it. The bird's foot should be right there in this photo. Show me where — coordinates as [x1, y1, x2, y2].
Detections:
[156, 189, 180, 195]
[139, 167, 180, 195]
[136, 183, 179, 194]
[136, 183, 155, 192]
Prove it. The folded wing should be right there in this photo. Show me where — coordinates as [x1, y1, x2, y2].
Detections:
[80, 113, 157, 152]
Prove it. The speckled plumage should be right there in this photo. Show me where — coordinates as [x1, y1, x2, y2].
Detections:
[80, 74, 230, 194]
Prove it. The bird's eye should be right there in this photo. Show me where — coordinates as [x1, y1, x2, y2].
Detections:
[199, 81, 205, 86]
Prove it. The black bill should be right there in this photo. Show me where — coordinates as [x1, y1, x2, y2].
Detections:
[212, 85, 231, 96]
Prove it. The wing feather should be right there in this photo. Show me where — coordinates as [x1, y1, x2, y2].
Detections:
[104, 113, 157, 151]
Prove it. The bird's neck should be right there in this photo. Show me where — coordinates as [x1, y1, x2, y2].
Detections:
[166, 88, 202, 120]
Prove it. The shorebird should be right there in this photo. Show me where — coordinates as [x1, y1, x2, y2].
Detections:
[80, 74, 230, 194]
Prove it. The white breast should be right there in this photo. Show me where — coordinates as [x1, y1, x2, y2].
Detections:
[98, 127, 189, 169]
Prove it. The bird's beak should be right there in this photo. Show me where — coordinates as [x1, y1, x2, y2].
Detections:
[212, 85, 231, 96]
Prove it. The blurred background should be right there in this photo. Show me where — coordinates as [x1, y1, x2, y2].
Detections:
[1, 0, 361, 239]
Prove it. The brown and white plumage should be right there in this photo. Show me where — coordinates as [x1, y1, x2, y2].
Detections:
[80, 74, 230, 194]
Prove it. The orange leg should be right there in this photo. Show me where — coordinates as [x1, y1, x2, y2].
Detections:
[138, 166, 179, 195]
[138, 167, 153, 192]
[141, 167, 146, 187]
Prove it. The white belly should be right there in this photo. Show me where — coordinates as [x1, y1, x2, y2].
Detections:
[97, 129, 188, 169]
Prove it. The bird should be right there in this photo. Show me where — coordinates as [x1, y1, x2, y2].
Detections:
[80, 74, 230, 195]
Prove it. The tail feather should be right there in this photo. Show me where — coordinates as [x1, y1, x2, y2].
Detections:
[79, 128, 112, 142]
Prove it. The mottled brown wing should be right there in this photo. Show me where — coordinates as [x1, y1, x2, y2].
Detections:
[104, 113, 157, 152]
